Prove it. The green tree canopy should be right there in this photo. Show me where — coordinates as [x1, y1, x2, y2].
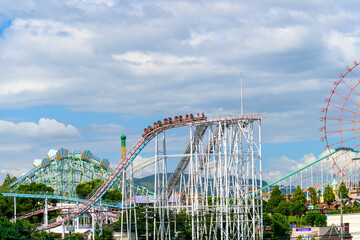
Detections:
[308, 187, 319, 206]
[291, 185, 307, 226]
[277, 201, 291, 217]
[76, 179, 122, 201]
[314, 214, 327, 227]
[1, 174, 17, 188]
[292, 185, 306, 204]
[271, 213, 290, 238]
[265, 185, 285, 214]
[339, 181, 349, 199]
[324, 184, 335, 205]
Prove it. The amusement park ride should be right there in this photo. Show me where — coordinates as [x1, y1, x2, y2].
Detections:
[5, 113, 264, 239]
[6, 62, 360, 239]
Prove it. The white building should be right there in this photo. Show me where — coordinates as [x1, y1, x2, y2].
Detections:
[327, 213, 360, 239]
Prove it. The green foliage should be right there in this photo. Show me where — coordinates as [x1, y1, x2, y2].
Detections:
[339, 181, 349, 199]
[1, 174, 17, 189]
[291, 186, 307, 226]
[277, 200, 291, 217]
[30, 230, 60, 239]
[104, 188, 122, 201]
[71, 233, 85, 239]
[271, 213, 290, 238]
[76, 179, 103, 198]
[95, 226, 113, 239]
[76, 179, 122, 201]
[308, 187, 319, 205]
[314, 214, 326, 227]
[16, 183, 58, 223]
[292, 185, 306, 204]
[265, 185, 285, 214]
[0, 218, 32, 239]
[304, 211, 318, 226]
[324, 184, 335, 205]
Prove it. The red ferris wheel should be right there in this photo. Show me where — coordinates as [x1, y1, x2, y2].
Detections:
[321, 61, 360, 178]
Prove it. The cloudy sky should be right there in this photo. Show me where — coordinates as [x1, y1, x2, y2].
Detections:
[0, 0, 358, 183]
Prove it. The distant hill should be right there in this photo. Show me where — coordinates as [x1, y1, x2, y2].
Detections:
[134, 173, 268, 193]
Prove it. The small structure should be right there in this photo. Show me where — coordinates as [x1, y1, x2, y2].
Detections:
[321, 224, 352, 239]
[291, 227, 329, 239]
[327, 213, 360, 239]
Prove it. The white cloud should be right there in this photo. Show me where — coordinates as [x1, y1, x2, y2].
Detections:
[324, 30, 360, 66]
[263, 153, 317, 182]
[131, 155, 156, 178]
[0, 118, 81, 139]
[1, 19, 94, 62]
[1, 0, 360, 170]
[0, 80, 55, 96]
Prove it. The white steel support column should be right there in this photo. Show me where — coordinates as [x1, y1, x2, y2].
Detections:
[100, 198, 103, 236]
[14, 197, 16, 222]
[92, 203, 95, 240]
[154, 133, 159, 240]
[76, 202, 79, 230]
[259, 120, 263, 239]
[44, 198, 48, 228]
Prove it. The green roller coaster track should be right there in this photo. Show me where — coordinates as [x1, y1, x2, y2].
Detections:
[262, 148, 360, 193]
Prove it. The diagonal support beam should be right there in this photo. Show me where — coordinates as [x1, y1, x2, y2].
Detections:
[167, 124, 208, 198]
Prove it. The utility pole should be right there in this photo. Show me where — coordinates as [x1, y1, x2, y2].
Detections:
[14, 197, 16, 222]
[145, 204, 149, 240]
[340, 189, 344, 240]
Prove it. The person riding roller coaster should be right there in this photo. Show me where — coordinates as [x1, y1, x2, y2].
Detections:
[142, 113, 206, 137]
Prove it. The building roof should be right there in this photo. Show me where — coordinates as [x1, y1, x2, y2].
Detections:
[332, 178, 338, 186]
[321, 224, 352, 239]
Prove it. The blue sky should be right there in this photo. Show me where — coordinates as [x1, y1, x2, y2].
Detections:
[0, 0, 358, 182]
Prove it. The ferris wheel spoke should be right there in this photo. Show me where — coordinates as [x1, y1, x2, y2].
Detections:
[333, 91, 360, 109]
[327, 134, 360, 148]
[328, 104, 360, 116]
[325, 117, 360, 123]
[349, 69, 360, 83]
[340, 77, 360, 99]
[326, 127, 360, 134]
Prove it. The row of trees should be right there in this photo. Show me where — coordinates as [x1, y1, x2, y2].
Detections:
[264, 185, 329, 239]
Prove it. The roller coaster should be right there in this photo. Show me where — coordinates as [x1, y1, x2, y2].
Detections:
[8, 113, 263, 239]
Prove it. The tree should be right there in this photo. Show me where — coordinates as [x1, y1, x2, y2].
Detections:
[291, 185, 307, 226]
[76, 179, 122, 201]
[324, 184, 335, 205]
[271, 213, 290, 238]
[277, 201, 291, 217]
[314, 214, 327, 227]
[308, 187, 319, 205]
[317, 189, 321, 202]
[265, 185, 285, 214]
[1, 174, 17, 188]
[304, 211, 320, 226]
[339, 181, 349, 199]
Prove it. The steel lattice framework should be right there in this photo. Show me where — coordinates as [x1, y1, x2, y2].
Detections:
[34, 114, 264, 240]
[11, 150, 112, 197]
[10, 149, 152, 198]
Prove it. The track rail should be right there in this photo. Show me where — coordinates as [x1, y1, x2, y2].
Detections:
[37, 114, 263, 230]
[261, 148, 360, 192]
[14, 205, 76, 221]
